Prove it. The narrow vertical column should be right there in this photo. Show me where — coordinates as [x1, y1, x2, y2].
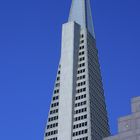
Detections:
[58, 22, 80, 140]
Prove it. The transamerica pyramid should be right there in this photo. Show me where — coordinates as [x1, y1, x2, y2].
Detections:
[44, 0, 110, 140]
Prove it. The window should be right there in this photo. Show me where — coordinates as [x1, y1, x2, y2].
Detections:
[57, 77, 60, 81]
[81, 34, 84, 38]
[80, 40, 84, 44]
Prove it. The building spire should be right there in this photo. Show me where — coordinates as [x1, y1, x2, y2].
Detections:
[69, 0, 95, 38]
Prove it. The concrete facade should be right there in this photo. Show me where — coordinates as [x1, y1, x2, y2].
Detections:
[58, 22, 80, 140]
[103, 96, 140, 140]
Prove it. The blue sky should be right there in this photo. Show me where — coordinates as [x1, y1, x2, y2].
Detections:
[0, 0, 140, 139]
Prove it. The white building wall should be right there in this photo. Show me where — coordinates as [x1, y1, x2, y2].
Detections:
[58, 22, 80, 140]
[103, 96, 140, 140]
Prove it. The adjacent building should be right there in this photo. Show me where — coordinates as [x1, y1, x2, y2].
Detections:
[103, 96, 140, 140]
[44, 0, 110, 140]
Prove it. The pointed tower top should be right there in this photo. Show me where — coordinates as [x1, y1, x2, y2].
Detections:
[69, 0, 95, 38]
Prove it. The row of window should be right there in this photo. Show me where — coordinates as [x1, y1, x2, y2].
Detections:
[79, 51, 85, 56]
[79, 45, 84, 50]
[55, 83, 60, 87]
[75, 108, 87, 114]
[48, 116, 58, 122]
[78, 63, 85, 68]
[75, 94, 86, 100]
[77, 87, 86, 93]
[75, 101, 86, 107]
[53, 96, 59, 101]
[74, 137, 88, 140]
[79, 57, 85, 62]
[50, 109, 58, 115]
[77, 69, 85, 74]
[77, 81, 86, 87]
[45, 130, 58, 136]
[77, 75, 85, 80]
[51, 102, 59, 108]
[54, 89, 59, 94]
[74, 114, 87, 121]
[73, 122, 87, 129]
[73, 129, 88, 136]
[47, 123, 58, 129]
[47, 137, 57, 140]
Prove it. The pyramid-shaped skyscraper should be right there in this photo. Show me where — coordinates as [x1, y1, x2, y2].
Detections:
[44, 0, 110, 140]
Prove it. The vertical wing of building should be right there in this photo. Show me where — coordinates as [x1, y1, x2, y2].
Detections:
[44, 0, 110, 140]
